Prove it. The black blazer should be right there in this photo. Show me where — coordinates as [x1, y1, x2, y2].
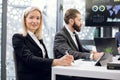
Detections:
[12, 33, 53, 80]
[54, 27, 91, 60]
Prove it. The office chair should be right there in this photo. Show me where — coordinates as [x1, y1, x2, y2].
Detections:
[13, 51, 18, 80]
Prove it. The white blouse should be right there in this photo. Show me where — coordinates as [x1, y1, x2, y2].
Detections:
[65, 25, 78, 48]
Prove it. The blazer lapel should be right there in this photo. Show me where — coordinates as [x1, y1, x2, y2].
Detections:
[26, 34, 48, 58]
[75, 33, 83, 51]
[39, 40, 48, 58]
[62, 27, 79, 50]
[26, 34, 40, 49]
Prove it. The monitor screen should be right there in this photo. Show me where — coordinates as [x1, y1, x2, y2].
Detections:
[94, 37, 119, 56]
[85, 0, 120, 27]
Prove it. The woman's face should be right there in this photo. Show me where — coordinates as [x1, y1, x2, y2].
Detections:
[25, 10, 41, 33]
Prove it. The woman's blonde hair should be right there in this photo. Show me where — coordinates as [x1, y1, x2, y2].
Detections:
[22, 6, 42, 39]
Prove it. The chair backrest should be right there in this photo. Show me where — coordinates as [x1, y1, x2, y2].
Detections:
[13, 51, 18, 80]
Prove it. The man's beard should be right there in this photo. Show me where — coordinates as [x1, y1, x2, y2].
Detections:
[72, 22, 81, 32]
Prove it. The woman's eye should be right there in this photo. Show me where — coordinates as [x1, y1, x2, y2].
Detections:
[37, 17, 40, 20]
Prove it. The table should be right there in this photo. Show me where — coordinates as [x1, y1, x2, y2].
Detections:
[52, 59, 120, 80]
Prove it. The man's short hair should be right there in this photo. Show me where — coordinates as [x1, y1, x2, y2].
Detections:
[64, 9, 80, 24]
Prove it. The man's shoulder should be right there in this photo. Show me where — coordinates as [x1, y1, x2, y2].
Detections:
[56, 27, 65, 34]
[116, 32, 120, 35]
[115, 32, 120, 36]
[55, 31, 65, 37]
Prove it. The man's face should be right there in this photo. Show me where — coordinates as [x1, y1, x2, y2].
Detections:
[72, 14, 82, 32]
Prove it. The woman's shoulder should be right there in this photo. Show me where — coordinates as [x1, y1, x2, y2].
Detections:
[12, 33, 25, 39]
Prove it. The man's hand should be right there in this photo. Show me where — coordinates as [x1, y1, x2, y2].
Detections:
[91, 51, 104, 61]
[117, 47, 120, 54]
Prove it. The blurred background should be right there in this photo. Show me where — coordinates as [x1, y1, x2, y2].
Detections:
[0, 0, 119, 80]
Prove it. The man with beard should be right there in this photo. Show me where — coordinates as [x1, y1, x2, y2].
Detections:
[53, 8, 103, 61]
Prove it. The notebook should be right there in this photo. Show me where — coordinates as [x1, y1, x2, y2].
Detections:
[94, 38, 119, 56]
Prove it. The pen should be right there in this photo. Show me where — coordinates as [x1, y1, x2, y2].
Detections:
[65, 50, 74, 63]
[65, 50, 69, 55]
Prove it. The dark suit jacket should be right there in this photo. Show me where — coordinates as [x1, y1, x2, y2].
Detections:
[12, 33, 53, 80]
[54, 27, 91, 60]
[115, 32, 120, 47]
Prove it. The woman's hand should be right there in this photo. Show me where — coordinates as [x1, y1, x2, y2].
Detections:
[52, 54, 74, 66]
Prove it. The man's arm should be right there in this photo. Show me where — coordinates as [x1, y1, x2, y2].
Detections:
[53, 33, 90, 60]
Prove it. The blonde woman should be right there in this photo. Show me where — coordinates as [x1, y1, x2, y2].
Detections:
[12, 6, 73, 80]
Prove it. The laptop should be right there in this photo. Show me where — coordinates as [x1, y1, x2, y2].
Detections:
[94, 38, 119, 56]
[94, 38, 119, 66]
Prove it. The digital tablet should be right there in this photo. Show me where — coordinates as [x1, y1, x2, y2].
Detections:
[95, 53, 113, 66]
